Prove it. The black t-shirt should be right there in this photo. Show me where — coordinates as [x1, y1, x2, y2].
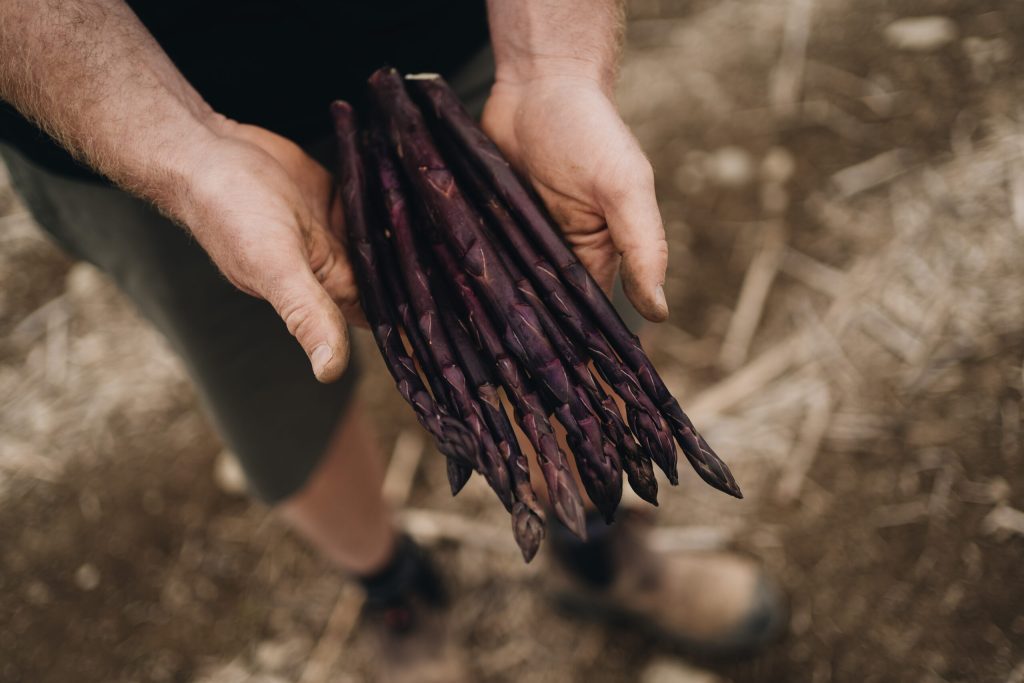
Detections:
[0, 0, 489, 180]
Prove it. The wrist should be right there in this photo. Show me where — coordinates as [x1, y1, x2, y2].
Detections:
[133, 112, 235, 226]
[495, 57, 616, 95]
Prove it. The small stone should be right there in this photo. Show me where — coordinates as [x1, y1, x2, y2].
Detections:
[884, 16, 958, 52]
[672, 165, 705, 195]
[161, 577, 191, 608]
[760, 183, 790, 214]
[761, 146, 796, 183]
[74, 563, 101, 591]
[194, 576, 220, 602]
[65, 262, 107, 300]
[254, 636, 311, 673]
[142, 489, 165, 515]
[78, 490, 102, 521]
[192, 660, 252, 683]
[25, 580, 52, 605]
[214, 450, 247, 496]
[247, 676, 289, 683]
[704, 146, 755, 188]
[641, 657, 725, 683]
[982, 505, 1024, 537]
[988, 477, 1012, 502]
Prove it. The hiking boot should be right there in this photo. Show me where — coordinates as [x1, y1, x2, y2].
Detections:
[547, 510, 787, 658]
[357, 535, 469, 683]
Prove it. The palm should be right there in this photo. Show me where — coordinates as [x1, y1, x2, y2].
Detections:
[482, 78, 667, 321]
[176, 122, 363, 381]
[190, 123, 362, 325]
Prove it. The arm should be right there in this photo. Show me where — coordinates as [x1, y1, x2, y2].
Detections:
[0, 0, 358, 381]
[484, 0, 670, 321]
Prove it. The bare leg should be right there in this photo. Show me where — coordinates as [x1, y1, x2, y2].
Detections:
[277, 400, 397, 575]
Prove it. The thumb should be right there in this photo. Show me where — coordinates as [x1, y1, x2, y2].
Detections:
[599, 157, 670, 322]
[264, 267, 350, 382]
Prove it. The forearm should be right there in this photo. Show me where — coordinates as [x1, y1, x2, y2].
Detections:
[485, 0, 625, 90]
[0, 0, 222, 212]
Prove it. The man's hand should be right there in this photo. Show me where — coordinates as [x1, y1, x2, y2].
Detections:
[482, 76, 668, 321]
[485, 0, 669, 323]
[0, 0, 358, 382]
[175, 122, 361, 382]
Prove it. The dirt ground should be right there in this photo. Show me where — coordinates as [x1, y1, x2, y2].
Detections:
[2, 1, 1023, 682]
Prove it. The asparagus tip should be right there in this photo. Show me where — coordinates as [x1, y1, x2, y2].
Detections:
[511, 502, 545, 563]
[624, 464, 659, 506]
[682, 449, 743, 498]
[330, 100, 353, 116]
[446, 459, 472, 496]
[553, 492, 588, 542]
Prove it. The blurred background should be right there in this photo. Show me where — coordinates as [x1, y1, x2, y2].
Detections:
[2, 0, 1023, 681]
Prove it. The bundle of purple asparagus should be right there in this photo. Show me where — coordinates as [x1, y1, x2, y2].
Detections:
[331, 68, 740, 563]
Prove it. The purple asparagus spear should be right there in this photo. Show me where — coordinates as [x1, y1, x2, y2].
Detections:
[497, 246, 658, 506]
[364, 128, 513, 511]
[408, 74, 741, 499]
[440, 305, 545, 562]
[441, 134, 661, 502]
[367, 157, 474, 496]
[369, 68, 621, 521]
[480, 228, 659, 506]
[377, 235, 474, 496]
[330, 101, 477, 468]
[431, 242, 587, 539]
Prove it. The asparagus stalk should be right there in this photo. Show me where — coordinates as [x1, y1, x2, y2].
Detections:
[487, 230, 659, 505]
[365, 145, 474, 495]
[431, 241, 587, 539]
[439, 305, 545, 562]
[442, 134, 661, 502]
[520, 275, 658, 506]
[369, 68, 620, 521]
[365, 127, 512, 510]
[408, 75, 741, 499]
[330, 101, 478, 469]
[378, 234, 474, 495]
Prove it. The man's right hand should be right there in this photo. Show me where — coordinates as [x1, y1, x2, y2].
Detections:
[0, 0, 359, 383]
[174, 121, 361, 383]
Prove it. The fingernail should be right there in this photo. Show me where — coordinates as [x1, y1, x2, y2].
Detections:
[655, 285, 668, 315]
[311, 344, 333, 378]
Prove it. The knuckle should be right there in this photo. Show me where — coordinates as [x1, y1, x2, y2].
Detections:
[271, 278, 325, 343]
[279, 296, 313, 340]
[312, 247, 337, 284]
[602, 156, 655, 204]
[336, 288, 360, 309]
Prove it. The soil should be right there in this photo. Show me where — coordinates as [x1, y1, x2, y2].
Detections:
[1, 1, 1022, 682]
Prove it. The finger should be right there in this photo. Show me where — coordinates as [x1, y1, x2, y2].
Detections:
[531, 182, 619, 294]
[310, 230, 367, 327]
[598, 157, 670, 322]
[569, 235, 620, 297]
[263, 267, 350, 383]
